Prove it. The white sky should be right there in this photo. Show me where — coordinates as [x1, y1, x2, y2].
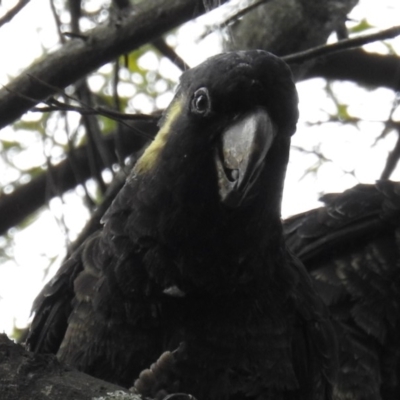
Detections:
[0, 0, 400, 335]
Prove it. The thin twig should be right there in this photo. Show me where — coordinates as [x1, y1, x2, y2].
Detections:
[283, 25, 400, 64]
[113, 57, 124, 164]
[379, 96, 400, 179]
[64, 110, 96, 210]
[0, 0, 231, 131]
[0, 0, 31, 28]
[380, 125, 400, 180]
[17, 74, 155, 138]
[33, 100, 156, 121]
[67, 0, 82, 34]
[109, 0, 128, 165]
[2, 82, 154, 139]
[49, 0, 65, 44]
[3, 80, 155, 138]
[199, 0, 268, 40]
[152, 38, 190, 71]
[76, 82, 110, 194]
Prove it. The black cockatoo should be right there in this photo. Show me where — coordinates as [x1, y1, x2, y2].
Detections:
[26, 50, 337, 400]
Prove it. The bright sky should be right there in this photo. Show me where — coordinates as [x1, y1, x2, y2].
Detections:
[0, 0, 399, 336]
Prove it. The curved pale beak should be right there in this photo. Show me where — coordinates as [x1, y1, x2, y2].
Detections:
[216, 108, 276, 208]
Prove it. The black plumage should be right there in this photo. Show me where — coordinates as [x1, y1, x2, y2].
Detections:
[284, 181, 400, 399]
[26, 50, 337, 399]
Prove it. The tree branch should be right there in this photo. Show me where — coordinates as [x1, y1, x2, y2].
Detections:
[380, 127, 400, 180]
[152, 38, 190, 71]
[0, 0, 228, 131]
[302, 49, 400, 91]
[0, 334, 133, 400]
[0, 120, 159, 236]
[283, 24, 400, 64]
[4, 49, 400, 236]
[199, 0, 269, 40]
[0, 0, 31, 28]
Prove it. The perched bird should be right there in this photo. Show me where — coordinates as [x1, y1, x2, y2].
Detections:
[26, 50, 337, 399]
[284, 181, 400, 400]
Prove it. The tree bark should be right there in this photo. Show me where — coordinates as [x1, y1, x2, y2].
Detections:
[0, 0, 229, 131]
[302, 49, 400, 90]
[0, 334, 134, 400]
[226, 0, 359, 79]
[2, 48, 400, 236]
[0, 119, 158, 236]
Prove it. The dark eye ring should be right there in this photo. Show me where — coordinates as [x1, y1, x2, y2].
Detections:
[191, 88, 211, 115]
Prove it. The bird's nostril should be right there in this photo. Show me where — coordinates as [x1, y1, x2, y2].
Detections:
[225, 167, 239, 182]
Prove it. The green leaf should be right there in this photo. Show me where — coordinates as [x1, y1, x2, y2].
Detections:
[13, 113, 49, 134]
[1, 139, 21, 151]
[330, 103, 360, 125]
[337, 104, 351, 121]
[99, 115, 117, 134]
[349, 19, 374, 34]
[123, 46, 151, 74]
[25, 166, 45, 179]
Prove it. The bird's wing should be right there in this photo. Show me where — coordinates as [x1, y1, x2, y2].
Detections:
[26, 248, 83, 354]
[284, 181, 400, 399]
[28, 216, 162, 386]
[287, 254, 337, 400]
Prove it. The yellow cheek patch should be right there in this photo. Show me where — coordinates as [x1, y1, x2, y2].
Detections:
[134, 99, 183, 174]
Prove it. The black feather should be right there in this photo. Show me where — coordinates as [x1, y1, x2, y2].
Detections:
[284, 181, 400, 399]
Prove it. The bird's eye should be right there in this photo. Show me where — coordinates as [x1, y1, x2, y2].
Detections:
[191, 88, 211, 115]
